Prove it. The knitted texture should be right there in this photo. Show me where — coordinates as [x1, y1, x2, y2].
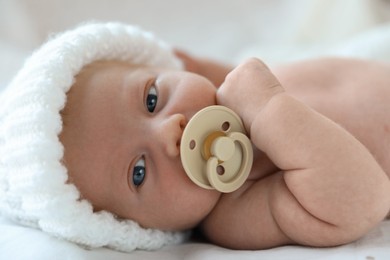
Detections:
[0, 22, 187, 252]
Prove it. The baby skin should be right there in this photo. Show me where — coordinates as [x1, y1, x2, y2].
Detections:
[60, 56, 390, 250]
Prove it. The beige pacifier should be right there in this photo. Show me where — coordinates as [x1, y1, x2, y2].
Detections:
[180, 105, 253, 193]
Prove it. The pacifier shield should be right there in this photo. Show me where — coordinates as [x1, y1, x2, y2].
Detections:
[180, 105, 253, 193]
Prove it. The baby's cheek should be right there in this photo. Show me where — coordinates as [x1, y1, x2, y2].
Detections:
[167, 189, 219, 230]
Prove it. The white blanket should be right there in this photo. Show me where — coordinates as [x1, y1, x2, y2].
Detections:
[1, 0, 390, 259]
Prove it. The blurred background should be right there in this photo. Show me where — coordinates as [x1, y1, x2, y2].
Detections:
[1, 0, 390, 88]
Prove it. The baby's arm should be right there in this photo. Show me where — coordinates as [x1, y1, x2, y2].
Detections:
[208, 58, 390, 248]
[174, 50, 232, 87]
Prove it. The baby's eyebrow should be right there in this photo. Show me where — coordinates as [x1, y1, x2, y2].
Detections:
[115, 70, 146, 194]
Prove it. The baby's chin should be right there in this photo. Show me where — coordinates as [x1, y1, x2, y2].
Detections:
[146, 189, 221, 232]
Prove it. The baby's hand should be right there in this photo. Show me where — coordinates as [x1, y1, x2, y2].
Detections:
[217, 58, 285, 132]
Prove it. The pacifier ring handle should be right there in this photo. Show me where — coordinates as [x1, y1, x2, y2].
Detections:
[207, 132, 253, 193]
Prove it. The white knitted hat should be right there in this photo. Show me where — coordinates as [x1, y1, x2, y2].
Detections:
[0, 22, 188, 252]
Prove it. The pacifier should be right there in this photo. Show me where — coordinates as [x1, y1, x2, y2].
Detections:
[180, 105, 253, 193]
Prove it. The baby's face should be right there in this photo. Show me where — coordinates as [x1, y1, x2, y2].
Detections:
[60, 61, 221, 231]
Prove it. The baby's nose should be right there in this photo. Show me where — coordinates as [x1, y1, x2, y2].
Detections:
[159, 114, 186, 157]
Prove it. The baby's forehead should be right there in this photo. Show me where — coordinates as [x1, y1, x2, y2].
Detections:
[63, 60, 153, 118]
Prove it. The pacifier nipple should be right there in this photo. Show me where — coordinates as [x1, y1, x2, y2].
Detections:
[180, 106, 253, 193]
[210, 136, 235, 161]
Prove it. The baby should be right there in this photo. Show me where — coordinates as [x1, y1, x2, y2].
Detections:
[1, 22, 390, 252]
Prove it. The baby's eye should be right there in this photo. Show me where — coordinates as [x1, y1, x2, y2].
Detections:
[133, 158, 146, 187]
[146, 85, 158, 113]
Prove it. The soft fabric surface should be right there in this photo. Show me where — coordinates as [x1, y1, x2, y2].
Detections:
[1, 0, 390, 259]
[1, 216, 390, 260]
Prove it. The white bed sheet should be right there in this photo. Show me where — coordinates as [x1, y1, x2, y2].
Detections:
[1, 216, 390, 260]
[1, 1, 390, 259]
[1, 0, 390, 87]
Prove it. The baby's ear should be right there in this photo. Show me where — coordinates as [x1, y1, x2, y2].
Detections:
[173, 49, 201, 73]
